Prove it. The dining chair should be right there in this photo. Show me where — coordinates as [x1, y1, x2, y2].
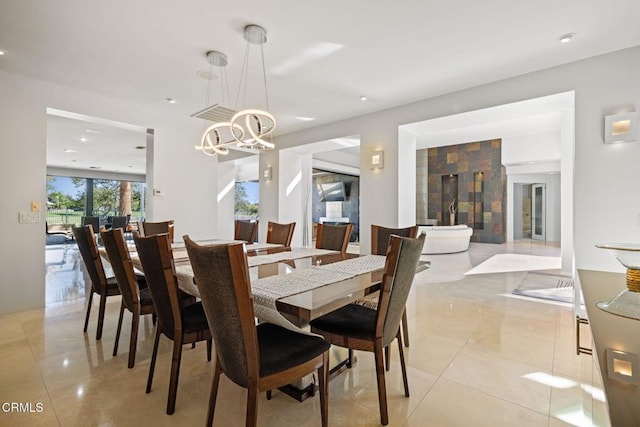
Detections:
[184, 236, 330, 427]
[266, 221, 295, 246]
[73, 224, 121, 340]
[133, 232, 212, 415]
[310, 233, 424, 426]
[141, 220, 175, 243]
[367, 225, 418, 348]
[100, 228, 154, 368]
[81, 215, 100, 232]
[234, 219, 259, 244]
[315, 223, 353, 252]
[109, 215, 129, 230]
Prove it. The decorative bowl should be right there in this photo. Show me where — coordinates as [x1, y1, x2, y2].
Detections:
[596, 243, 640, 320]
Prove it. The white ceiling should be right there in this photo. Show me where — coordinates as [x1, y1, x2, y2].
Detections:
[1, 1, 639, 174]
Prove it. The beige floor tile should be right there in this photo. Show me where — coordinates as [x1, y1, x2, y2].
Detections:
[442, 349, 552, 413]
[405, 378, 549, 427]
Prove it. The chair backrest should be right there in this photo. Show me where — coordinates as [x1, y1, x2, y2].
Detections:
[101, 228, 140, 312]
[110, 216, 129, 230]
[371, 225, 418, 256]
[184, 236, 257, 388]
[234, 220, 259, 244]
[142, 220, 175, 243]
[81, 216, 100, 231]
[315, 223, 353, 252]
[266, 221, 295, 246]
[72, 225, 108, 294]
[375, 234, 425, 346]
[133, 233, 181, 340]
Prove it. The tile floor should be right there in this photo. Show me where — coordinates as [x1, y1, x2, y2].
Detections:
[0, 241, 609, 426]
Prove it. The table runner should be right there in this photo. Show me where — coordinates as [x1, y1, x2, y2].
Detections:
[247, 247, 336, 267]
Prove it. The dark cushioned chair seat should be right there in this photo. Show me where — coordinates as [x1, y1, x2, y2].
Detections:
[181, 302, 210, 333]
[309, 304, 376, 341]
[257, 323, 330, 377]
[139, 287, 154, 307]
[105, 276, 120, 293]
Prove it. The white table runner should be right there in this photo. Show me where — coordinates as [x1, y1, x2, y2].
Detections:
[247, 248, 336, 267]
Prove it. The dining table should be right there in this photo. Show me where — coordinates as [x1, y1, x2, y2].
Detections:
[108, 238, 429, 401]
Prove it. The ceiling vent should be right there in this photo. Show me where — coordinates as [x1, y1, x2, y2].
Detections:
[190, 104, 237, 123]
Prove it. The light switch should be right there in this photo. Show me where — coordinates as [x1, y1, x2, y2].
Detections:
[19, 212, 40, 223]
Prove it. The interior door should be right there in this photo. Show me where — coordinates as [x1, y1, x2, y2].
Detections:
[532, 183, 546, 240]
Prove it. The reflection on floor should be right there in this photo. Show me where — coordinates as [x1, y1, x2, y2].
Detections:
[1, 240, 609, 426]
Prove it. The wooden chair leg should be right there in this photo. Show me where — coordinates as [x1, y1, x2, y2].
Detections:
[206, 358, 222, 427]
[266, 390, 272, 400]
[401, 309, 410, 347]
[385, 346, 390, 371]
[96, 292, 108, 340]
[113, 301, 125, 356]
[397, 331, 410, 397]
[318, 351, 329, 427]
[206, 339, 212, 361]
[347, 349, 353, 368]
[146, 327, 161, 394]
[246, 383, 259, 427]
[128, 309, 140, 368]
[166, 336, 184, 415]
[83, 291, 94, 333]
[374, 345, 389, 426]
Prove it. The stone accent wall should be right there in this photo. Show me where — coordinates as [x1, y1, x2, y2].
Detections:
[417, 139, 506, 244]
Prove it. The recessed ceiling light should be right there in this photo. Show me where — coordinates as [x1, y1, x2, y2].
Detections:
[295, 116, 316, 122]
[135, 145, 146, 150]
[89, 166, 102, 169]
[359, 96, 367, 101]
[196, 70, 219, 81]
[0, 50, 6, 56]
[559, 33, 575, 43]
[63, 148, 76, 153]
[80, 137, 88, 142]
[165, 98, 177, 104]
[85, 128, 99, 134]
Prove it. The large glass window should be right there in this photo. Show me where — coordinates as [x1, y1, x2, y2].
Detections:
[235, 180, 259, 220]
[46, 175, 146, 226]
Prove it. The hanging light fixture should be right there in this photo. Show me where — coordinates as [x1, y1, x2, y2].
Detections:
[193, 25, 276, 156]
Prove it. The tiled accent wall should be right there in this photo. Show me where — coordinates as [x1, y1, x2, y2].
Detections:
[416, 139, 506, 244]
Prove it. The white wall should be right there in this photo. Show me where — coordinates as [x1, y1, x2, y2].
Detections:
[502, 131, 561, 165]
[0, 69, 217, 314]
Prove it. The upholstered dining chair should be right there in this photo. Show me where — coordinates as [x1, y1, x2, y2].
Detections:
[315, 223, 353, 252]
[81, 215, 100, 232]
[100, 228, 155, 368]
[109, 215, 129, 230]
[368, 224, 418, 348]
[140, 220, 175, 243]
[184, 236, 330, 427]
[266, 221, 296, 246]
[133, 232, 212, 415]
[310, 233, 424, 426]
[234, 219, 259, 244]
[73, 224, 121, 340]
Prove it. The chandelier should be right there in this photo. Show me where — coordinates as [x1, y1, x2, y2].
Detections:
[193, 25, 276, 156]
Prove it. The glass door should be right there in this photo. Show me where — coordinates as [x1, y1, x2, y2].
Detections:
[532, 183, 546, 240]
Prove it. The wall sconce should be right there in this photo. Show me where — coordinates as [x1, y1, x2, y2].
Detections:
[604, 112, 638, 144]
[371, 150, 384, 169]
[263, 166, 272, 181]
[606, 348, 640, 385]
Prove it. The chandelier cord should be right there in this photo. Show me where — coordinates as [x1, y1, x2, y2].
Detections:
[260, 43, 270, 111]
[235, 42, 251, 111]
